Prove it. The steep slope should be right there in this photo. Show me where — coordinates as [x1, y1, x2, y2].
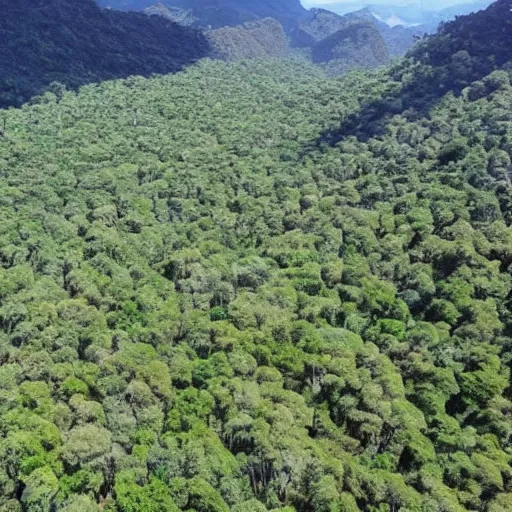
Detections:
[0, 0, 210, 108]
[346, 8, 426, 56]
[292, 7, 353, 43]
[289, 8, 392, 72]
[312, 21, 390, 73]
[99, 0, 308, 29]
[207, 18, 289, 60]
[291, 7, 422, 59]
[378, 23, 425, 56]
[409, 0, 512, 77]
[323, 0, 512, 140]
[394, 0, 512, 110]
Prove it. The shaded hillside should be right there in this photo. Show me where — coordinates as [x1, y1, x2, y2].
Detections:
[138, 3, 389, 73]
[380, 0, 512, 114]
[408, 0, 512, 85]
[292, 8, 352, 44]
[0, 0, 210, 108]
[312, 21, 390, 74]
[99, 0, 307, 29]
[379, 23, 425, 56]
[292, 7, 422, 59]
[208, 18, 289, 60]
[320, 0, 512, 144]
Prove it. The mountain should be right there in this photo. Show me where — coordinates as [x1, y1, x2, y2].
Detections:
[141, 3, 391, 72]
[368, 1, 494, 30]
[311, 1, 494, 30]
[2, 1, 512, 512]
[325, 0, 512, 141]
[312, 20, 390, 73]
[143, 3, 196, 25]
[377, 22, 425, 56]
[0, 0, 395, 110]
[404, 0, 512, 102]
[207, 18, 289, 60]
[293, 8, 353, 43]
[349, 8, 426, 56]
[291, 7, 416, 59]
[99, 0, 308, 29]
[204, 7, 390, 72]
[0, 0, 209, 108]
[97, 0, 416, 68]
[438, 0, 494, 19]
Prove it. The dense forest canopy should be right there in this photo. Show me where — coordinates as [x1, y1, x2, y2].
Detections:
[0, 1, 512, 511]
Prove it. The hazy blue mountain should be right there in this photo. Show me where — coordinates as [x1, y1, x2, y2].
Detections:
[290, 7, 424, 56]
[311, 1, 494, 30]
[98, 0, 308, 28]
[312, 19, 390, 73]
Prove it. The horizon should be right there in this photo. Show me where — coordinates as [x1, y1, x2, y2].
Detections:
[301, 0, 492, 9]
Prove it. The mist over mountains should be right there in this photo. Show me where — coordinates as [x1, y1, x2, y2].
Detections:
[309, 0, 494, 30]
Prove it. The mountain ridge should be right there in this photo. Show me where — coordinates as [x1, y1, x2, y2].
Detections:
[99, 0, 308, 28]
[0, 0, 209, 108]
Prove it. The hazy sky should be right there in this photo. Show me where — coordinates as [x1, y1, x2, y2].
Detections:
[302, 0, 484, 5]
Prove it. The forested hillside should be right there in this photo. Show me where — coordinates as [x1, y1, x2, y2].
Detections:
[1, 1, 512, 511]
[208, 19, 289, 61]
[292, 8, 422, 58]
[407, 0, 512, 96]
[0, 0, 209, 108]
[99, 0, 308, 29]
[311, 21, 390, 74]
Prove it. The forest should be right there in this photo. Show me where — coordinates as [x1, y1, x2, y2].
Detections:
[0, 0, 511, 511]
[0, 0, 209, 109]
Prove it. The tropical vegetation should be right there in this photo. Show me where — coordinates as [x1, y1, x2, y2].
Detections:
[0, 1, 511, 511]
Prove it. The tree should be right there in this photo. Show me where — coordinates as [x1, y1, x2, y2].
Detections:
[21, 467, 59, 512]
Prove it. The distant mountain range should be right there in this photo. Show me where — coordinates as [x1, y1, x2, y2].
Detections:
[6, 0, 487, 109]
[98, 0, 308, 29]
[290, 7, 424, 57]
[121, 0, 418, 68]
[110, 0, 395, 71]
[310, 1, 494, 30]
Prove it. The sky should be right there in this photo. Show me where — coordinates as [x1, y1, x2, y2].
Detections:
[302, 0, 485, 6]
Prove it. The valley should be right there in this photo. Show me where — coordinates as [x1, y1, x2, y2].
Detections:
[0, 1, 511, 511]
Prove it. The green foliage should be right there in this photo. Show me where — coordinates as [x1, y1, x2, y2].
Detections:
[208, 19, 289, 61]
[115, 472, 179, 512]
[0, 7, 512, 510]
